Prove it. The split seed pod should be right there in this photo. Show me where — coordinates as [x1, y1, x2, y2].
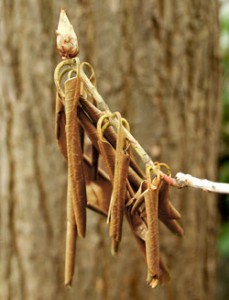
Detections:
[80, 62, 99, 180]
[65, 182, 77, 286]
[159, 179, 181, 220]
[97, 115, 115, 181]
[65, 60, 87, 238]
[109, 113, 130, 254]
[55, 91, 77, 286]
[145, 167, 160, 284]
[158, 180, 183, 236]
[55, 93, 67, 159]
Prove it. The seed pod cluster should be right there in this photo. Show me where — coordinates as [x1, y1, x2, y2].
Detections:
[54, 53, 183, 289]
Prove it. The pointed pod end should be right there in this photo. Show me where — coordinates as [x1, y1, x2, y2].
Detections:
[149, 278, 159, 288]
[146, 272, 159, 289]
[111, 239, 119, 256]
[65, 279, 72, 288]
[56, 9, 79, 59]
[77, 227, 86, 239]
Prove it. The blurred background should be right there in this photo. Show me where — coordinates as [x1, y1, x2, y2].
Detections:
[0, 0, 228, 299]
[218, 1, 229, 299]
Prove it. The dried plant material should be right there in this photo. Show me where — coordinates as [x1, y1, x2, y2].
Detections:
[77, 106, 100, 150]
[80, 97, 145, 179]
[83, 155, 112, 216]
[160, 218, 184, 237]
[147, 258, 170, 288]
[65, 182, 77, 286]
[65, 70, 87, 238]
[80, 96, 103, 123]
[53, 20, 186, 288]
[127, 209, 148, 241]
[79, 107, 142, 195]
[157, 174, 183, 236]
[79, 105, 143, 191]
[145, 169, 160, 282]
[56, 9, 79, 59]
[97, 116, 115, 181]
[81, 62, 97, 87]
[109, 114, 130, 254]
[98, 139, 115, 180]
[158, 258, 170, 284]
[79, 125, 84, 152]
[130, 181, 148, 213]
[125, 209, 170, 286]
[158, 180, 181, 220]
[55, 93, 67, 159]
[91, 145, 99, 180]
[126, 179, 135, 198]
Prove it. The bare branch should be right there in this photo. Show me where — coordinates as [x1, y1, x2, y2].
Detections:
[175, 173, 229, 194]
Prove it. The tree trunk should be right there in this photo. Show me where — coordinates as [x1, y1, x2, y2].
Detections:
[0, 1, 221, 300]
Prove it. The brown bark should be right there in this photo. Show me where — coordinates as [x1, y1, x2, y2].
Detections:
[0, 1, 221, 300]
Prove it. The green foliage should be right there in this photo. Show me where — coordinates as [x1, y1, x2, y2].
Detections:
[219, 223, 229, 257]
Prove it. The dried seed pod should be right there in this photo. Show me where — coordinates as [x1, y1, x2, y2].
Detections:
[126, 179, 135, 199]
[145, 169, 160, 280]
[55, 93, 67, 159]
[158, 258, 170, 284]
[65, 182, 77, 286]
[109, 113, 130, 254]
[126, 209, 148, 241]
[130, 181, 148, 213]
[125, 209, 170, 286]
[98, 139, 115, 181]
[160, 218, 184, 237]
[91, 146, 99, 180]
[80, 97, 145, 180]
[77, 106, 100, 150]
[158, 179, 181, 220]
[83, 155, 112, 216]
[80, 96, 103, 123]
[65, 68, 87, 238]
[97, 115, 115, 181]
[79, 124, 84, 152]
[158, 178, 183, 236]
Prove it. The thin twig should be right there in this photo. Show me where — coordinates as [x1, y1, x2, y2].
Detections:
[175, 173, 229, 194]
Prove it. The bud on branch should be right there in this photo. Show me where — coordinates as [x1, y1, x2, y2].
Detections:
[56, 9, 79, 59]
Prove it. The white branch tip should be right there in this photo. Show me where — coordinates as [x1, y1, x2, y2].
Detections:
[175, 172, 229, 194]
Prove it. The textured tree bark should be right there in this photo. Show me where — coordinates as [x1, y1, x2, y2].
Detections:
[0, 1, 221, 300]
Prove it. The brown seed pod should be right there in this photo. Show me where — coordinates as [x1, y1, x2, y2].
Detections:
[65, 182, 77, 286]
[159, 218, 184, 237]
[77, 106, 100, 149]
[125, 209, 170, 286]
[55, 93, 67, 159]
[55, 92, 77, 286]
[65, 65, 87, 238]
[79, 106, 142, 190]
[158, 179, 181, 220]
[83, 154, 112, 216]
[145, 168, 160, 280]
[109, 113, 130, 254]
[80, 97, 145, 180]
[97, 115, 115, 181]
